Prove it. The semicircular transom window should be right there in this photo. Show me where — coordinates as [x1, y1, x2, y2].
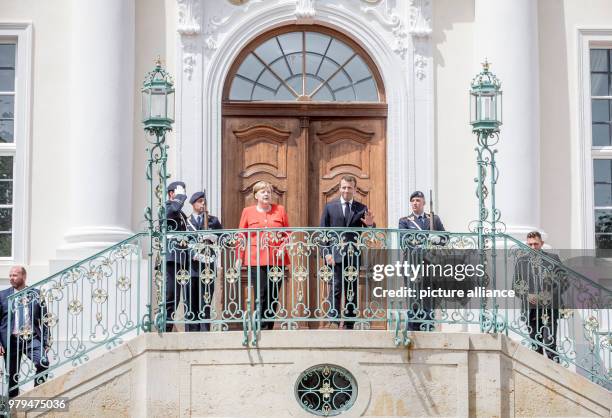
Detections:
[229, 31, 381, 102]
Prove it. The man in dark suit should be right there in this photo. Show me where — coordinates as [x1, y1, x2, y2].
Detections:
[513, 231, 568, 361]
[398, 191, 446, 331]
[165, 181, 189, 332]
[320, 175, 375, 329]
[186, 191, 223, 332]
[0, 266, 49, 397]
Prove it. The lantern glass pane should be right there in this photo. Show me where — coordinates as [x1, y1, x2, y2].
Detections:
[481, 94, 493, 121]
[470, 93, 477, 123]
[141, 89, 150, 120]
[498, 91, 503, 124]
[167, 90, 175, 120]
[151, 87, 165, 119]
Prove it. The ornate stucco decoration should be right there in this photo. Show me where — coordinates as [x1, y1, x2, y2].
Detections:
[359, 0, 409, 58]
[203, 0, 265, 52]
[295, 0, 316, 20]
[177, 0, 202, 36]
[408, 0, 432, 38]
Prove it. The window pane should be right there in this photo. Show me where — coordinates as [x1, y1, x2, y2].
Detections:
[592, 123, 611, 146]
[277, 32, 302, 56]
[0, 44, 15, 68]
[590, 49, 609, 72]
[229, 77, 254, 101]
[343, 55, 372, 85]
[252, 84, 275, 101]
[316, 57, 338, 81]
[328, 69, 351, 90]
[306, 32, 331, 55]
[0, 69, 15, 92]
[0, 95, 14, 118]
[594, 159, 611, 183]
[256, 70, 281, 91]
[236, 54, 265, 82]
[0, 208, 12, 231]
[594, 159, 612, 206]
[254, 38, 283, 64]
[0, 233, 11, 257]
[286, 52, 303, 80]
[0, 156, 13, 205]
[591, 73, 609, 96]
[595, 209, 612, 233]
[354, 78, 378, 102]
[0, 156, 13, 179]
[592, 100, 610, 122]
[0, 120, 13, 143]
[327, 39, 353, 66]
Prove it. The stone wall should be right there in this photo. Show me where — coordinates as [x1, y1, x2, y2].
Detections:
[17, 331, 611, 417]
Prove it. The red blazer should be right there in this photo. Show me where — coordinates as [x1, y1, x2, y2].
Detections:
[238, 204, 290, 266]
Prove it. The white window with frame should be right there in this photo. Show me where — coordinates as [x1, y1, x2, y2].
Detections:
[0, 42, 16, 258]
[0, 24, 32, 263]
[591, 48, 612, 253]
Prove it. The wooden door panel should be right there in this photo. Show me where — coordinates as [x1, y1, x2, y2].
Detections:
[222, 118, 305, 229]
[309, 119, 387, 228]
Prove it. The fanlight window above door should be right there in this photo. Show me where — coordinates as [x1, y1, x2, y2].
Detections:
[228, 31, 381, 102]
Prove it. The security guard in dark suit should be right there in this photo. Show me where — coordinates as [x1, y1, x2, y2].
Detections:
[398, 191, 446, 331]
[165, 181, 189, 332]
[186, 191, 222, 332]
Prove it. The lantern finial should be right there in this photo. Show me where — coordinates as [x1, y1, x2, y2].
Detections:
[482, 58, 491, 72]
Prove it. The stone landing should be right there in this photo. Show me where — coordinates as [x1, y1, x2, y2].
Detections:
[15, 331, 611, 417]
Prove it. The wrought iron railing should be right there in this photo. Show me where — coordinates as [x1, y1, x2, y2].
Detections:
[2, 227, 610, 404]
[2, 233, 146, 404]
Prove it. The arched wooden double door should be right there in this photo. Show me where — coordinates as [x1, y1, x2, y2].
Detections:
[222, 25, 387, 227]
[221, 26, 387, 327]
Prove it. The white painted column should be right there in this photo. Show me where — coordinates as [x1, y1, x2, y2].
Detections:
[474, 0, 542, 238]
[58, 0, 135, 259]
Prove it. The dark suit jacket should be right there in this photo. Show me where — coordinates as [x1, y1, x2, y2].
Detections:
[513, 251, 568, 312]
[320, 199, 374, 263]
[165, 194, 189, 263]
[186, 213, 223, 276]
[0, 287, 49, 351]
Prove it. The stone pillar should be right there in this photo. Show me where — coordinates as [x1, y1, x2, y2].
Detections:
[58, 0, 135, 259]
[474, 0, 541, 238]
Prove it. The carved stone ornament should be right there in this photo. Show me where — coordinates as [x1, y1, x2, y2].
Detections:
[295, 0, 316, 19]
[359, 0, 409, 58]
[408, 0, 432, 37]
[177, 0, 201, 36]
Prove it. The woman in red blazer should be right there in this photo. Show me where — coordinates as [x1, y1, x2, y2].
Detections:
[238, 181, 289, 330]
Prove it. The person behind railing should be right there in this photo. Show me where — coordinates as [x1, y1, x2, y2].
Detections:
[0, 266, 49, 397]
[164, 181, 189, 332]
[398, 191, 446, 332]
[320, 175, 375, 329]
[237, 181, 290, 330]
[186, 191, 222, 332]
[513, 231, 568, 362]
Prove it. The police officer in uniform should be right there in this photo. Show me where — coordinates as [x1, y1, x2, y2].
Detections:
[165, 181, 189, 332]
[186, 191, 222, 332]
[398, 191, 446, 331]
